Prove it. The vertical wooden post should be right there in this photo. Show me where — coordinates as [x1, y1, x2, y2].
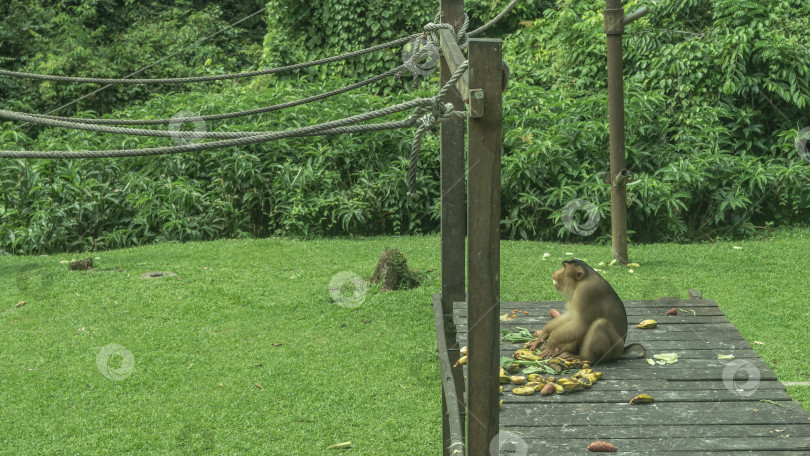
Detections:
[439, 1, 466, 453]
[605, 0, 628, 264]
[466, 38, 502, 456]
[440, 1, 466, 314]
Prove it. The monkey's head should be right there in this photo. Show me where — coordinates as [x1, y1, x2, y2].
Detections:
[552, 260, 588, 295]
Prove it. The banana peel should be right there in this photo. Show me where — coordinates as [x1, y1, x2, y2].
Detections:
[635, 319, 658, 329]
[629, 394, 654, 404]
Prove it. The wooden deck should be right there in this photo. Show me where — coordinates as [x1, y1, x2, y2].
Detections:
[452, 299, 810, 455]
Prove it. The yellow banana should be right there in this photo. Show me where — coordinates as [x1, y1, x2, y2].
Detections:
[635, 319, 658, 329]
[512, 386, 536, 396]
[527, 373, 544, 383]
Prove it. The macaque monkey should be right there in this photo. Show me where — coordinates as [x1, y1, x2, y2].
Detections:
[527, 259, 645, 363]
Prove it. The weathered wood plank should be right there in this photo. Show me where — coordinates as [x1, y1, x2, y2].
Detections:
[506, 437, 810, 454]
[460, 335, 754, 351]
[437, 28, 470, 105]
[496, 321, 743, 333]
[456, 312, 732, 324]
[501, 423, 810, 439]
[438, 1, 467, 453]
[465, 38, 502, 456]
[499, 401, 810, 426]
[500, 387, 793, 403]
[486, 300, 722, 308]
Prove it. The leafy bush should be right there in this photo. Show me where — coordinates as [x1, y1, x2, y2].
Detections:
[0, 78, 441, 254]
[0, 0, 264, 115]
[1, 0, 809, 254]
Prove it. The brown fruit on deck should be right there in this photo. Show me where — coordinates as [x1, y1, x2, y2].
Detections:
[587, 440, 617, 452]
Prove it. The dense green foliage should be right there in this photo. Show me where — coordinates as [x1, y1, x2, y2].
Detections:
[0, 0, 265, 115]
[501, 0, 810, 241]
[0, 80, 440, 254]
[1, 0, 809, 254]
[261, 0, 549, 91]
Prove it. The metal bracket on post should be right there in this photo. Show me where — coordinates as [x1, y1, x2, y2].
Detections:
[603, 7, 625, 35]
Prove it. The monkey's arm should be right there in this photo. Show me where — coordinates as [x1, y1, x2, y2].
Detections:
[541, 316, 588, 357]
[524, 313, 572, 350]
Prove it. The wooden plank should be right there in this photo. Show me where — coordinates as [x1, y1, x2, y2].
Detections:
[501, 423, 810, 439]
[432, 294, 465, 455]
[560, 379, 792, 392]
[438, 2, 467, 453]
[465, 37, 502, 456]
[439, 0, 467, 313]
[510, 437, 810, 454]
[499, 401, 810, 426]
[461, 335, 754, 351]
[437, 28, 471, 112]
[500, 387, 794, 404]
[455, 299, 723, 309]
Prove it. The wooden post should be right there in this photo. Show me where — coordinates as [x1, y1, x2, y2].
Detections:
[466, 38, 502, 456]
[605, 0, 628, 264]
[440, 1, 466, 312]
[439, 1, 467, 453]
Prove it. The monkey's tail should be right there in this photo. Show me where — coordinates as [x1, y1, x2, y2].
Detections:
[622, 343, 646, 359]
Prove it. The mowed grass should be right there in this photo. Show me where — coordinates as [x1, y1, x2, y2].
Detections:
[0, 228, 808, 455]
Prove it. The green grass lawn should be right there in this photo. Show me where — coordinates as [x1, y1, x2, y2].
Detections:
[1, 229, 808, 455]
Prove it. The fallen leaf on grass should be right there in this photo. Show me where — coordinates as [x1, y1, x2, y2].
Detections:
[327, 442, 353, 450]
[16, 300, 26, 308]
[254, 383, 263, 390]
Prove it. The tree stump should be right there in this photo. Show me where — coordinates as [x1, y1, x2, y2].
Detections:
[69, 258, 93, 271]
[370, 248, 421, 292]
